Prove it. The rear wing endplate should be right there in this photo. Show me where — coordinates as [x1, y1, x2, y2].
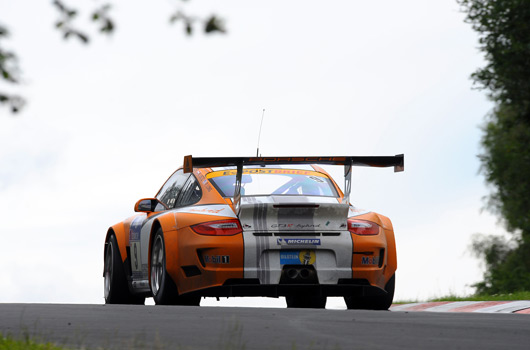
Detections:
[183, 155, 404, 212]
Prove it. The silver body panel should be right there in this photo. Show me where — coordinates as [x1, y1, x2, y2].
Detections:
[239, 196, 353, 284]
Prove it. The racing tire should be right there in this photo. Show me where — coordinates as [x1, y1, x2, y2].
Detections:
[286, 295, 327, 309]
[344, 274, 395, 310]
[150, 229, 201, 306]
[104, 234, 145, 305]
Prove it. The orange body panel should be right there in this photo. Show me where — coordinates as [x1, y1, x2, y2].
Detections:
[108, 214, 145, 263]
[164, 225, 245, 294]
[350, 212, 397, 289]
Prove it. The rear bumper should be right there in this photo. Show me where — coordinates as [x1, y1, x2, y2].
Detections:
[185, 278, 387, 298]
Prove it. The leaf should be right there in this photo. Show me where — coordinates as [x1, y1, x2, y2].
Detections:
[204, 16, 226, 34]
[100, 20, 114, 33]
[186, 22, 193, 36]
[55, 21, 64, 28]
[75, 31, 89, 44]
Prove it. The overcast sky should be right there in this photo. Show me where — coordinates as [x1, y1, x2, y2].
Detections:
[0, 0, 507, 307]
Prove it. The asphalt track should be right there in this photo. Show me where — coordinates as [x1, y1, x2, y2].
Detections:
[1, 303, 530, 350]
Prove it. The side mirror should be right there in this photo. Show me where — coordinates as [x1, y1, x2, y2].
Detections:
[134, 198, 167, 213]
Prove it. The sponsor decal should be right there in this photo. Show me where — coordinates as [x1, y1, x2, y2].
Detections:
[129, 216, 144, 241]
[361, 256, 380, 265]
[277, 238, 321, 246]
[271, 223, 321, 229]
[207, 169, 328, 178]
[188, 207, 224, 214]
[348, 206, 370, 218]
[280, 251, 300, 265]
[196, 170, 213, 192]
[204, 255, 230, 264]
[243, 224, 252, 229]
[173, 205, 236, 218]
[309, 176, 324, 183]
[299, 250, 316, 265]
[325, 221, 330, 226]
[280, 250, 316, 265]
[129, 216, 145, 273]
[271, 224, 294, 228]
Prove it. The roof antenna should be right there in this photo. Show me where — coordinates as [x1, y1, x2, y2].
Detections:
[256, 108, 265, 157]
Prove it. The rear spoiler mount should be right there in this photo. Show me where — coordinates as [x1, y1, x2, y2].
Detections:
[183, 155, 404, 213]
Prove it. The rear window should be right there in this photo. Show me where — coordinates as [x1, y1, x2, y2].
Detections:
[206, 168, 338, 198]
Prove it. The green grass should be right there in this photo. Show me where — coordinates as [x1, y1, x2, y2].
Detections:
[430, 291, 530, 302]
[0, 335, 66, 350]
[394, 291, 530, 304]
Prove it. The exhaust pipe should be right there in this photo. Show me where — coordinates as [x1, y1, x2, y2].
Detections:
[287, 268, 300, 279]
[299, 268, 311, 279]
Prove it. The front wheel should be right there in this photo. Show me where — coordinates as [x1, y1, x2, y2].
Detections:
[344, 274, 395, 310]
[104, 234, 145, 305]
[150, 229, 200, 306]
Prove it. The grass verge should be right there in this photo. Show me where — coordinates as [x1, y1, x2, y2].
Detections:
[0, 335, 66, 350]
[394, 291, 530, 304]
[430, 291, 530, 302]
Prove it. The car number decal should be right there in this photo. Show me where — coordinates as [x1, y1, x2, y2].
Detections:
[129, 216, 145, 273]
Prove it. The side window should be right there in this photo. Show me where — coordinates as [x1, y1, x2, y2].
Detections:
[156, 170, 190, 209]
[176, 175, 202, 207]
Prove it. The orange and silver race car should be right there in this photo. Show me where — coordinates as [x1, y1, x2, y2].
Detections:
[103, 155, 404, 309]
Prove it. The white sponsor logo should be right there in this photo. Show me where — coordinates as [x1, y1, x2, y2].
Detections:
[173, 205, 236, 218]
[277, 238, 321, 246]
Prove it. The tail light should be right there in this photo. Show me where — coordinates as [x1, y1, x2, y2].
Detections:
[191, 219, 243, 236]
[347, 219, 380, 235]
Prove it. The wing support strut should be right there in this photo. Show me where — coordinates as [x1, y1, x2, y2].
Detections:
[343, 159, 352, 205]
[183, 154, 404, 213]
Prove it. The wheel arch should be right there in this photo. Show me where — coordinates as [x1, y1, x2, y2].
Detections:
[377, 214, 397, 282]
[147, 219, 163, 283]
[105, 223, 128, 262]
[103, 224, 127, 278]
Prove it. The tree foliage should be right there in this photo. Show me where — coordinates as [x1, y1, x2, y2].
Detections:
[0, 1, 226, 114]
[459, 0, 530, 294]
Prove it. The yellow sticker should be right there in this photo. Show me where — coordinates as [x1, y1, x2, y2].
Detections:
[299, 250, 316, 265]
[207, 168, 327, 178]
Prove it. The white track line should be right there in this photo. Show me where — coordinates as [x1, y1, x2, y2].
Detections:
[390, 303, 426, 311]
[391, 300, 530, 314]
[473, 301, 530, 313]
[422, 301, 478, 312]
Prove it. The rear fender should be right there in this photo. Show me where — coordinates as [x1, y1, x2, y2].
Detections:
[106, 223, 128, 263]
[378, 214, 397, 282]
[103, 224, 128, 278]
[350, 212, 397, 286]
[146, 212, 177, 288]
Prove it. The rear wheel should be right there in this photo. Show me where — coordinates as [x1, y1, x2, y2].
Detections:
[150, 229, 200, 306]
[344, 274, 395, 310]
[286, 295, 327, 309]
[104, 234, 145, 305]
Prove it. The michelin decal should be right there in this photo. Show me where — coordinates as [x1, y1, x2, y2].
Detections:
[277, 238, 321, 246]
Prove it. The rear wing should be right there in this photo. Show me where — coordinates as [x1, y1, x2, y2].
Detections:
[183, 155, 404, 212]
